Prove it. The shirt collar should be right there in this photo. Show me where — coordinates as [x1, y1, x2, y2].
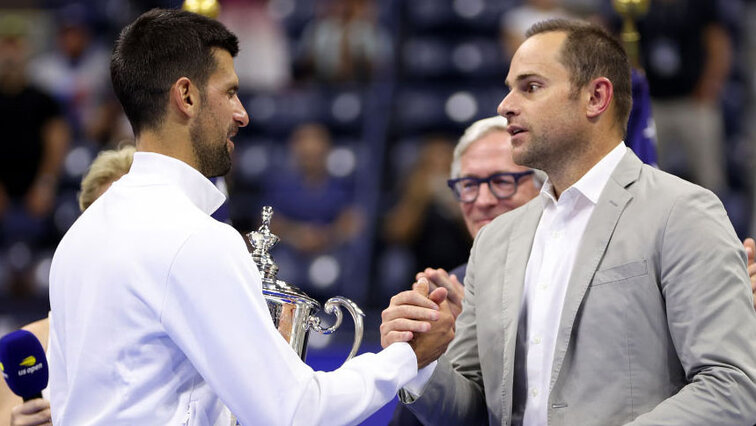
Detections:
[539, 141, 627, 205]
[126, 152, 226, 215]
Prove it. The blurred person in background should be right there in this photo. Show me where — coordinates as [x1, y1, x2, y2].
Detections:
[0, 145, 135, 426]
[634, 0, 732, 193]
[0, 14, 70, 296]
[77, 145, 136, 212]
[29, 2, 130, 147]
[218, 0, 292, 91]
[295, 0, 392, 83]
[389, 116, 543, 425]
[263, 122, 364, 297]
[382, 135, 470, 287]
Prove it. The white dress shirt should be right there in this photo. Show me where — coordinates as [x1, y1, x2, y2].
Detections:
[514, 142, 626, 425]
[403, 144, 628, 406]
[48, 152, 417, 425]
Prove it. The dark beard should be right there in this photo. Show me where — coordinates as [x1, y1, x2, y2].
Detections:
[190, 118, 232, 178]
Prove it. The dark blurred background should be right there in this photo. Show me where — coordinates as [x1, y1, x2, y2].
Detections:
[0, 0, 754, 422]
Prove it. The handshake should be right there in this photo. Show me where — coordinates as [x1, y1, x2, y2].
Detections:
[379, 268, 464, 369]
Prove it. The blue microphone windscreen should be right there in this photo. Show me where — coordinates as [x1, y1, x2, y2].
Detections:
[0, 329, 48, 399]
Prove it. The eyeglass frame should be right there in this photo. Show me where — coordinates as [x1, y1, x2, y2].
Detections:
[447, 170, 535, 203]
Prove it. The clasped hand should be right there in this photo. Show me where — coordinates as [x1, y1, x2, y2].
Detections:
[380, 275, 457, 369]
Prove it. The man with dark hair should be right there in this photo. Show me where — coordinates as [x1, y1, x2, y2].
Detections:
[48, 9, 453, 425]
[381, 19, 756, 425]
[530, 20, 633, 132]
[109, 9, 239, 138]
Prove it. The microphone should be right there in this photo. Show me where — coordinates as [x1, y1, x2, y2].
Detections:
[0, 330, 48, 401]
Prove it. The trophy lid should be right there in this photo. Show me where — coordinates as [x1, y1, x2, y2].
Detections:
[246, 206, 312, 298]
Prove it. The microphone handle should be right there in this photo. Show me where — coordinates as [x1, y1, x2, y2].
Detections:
[23, 392, 43, 402]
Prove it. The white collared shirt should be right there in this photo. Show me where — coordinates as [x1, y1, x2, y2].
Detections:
[48, 152, 417, 425]
[515, 142, 627, 425]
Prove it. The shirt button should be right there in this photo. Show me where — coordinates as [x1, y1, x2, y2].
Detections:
[530, 387, 538, 398]
[538, 282, 548, 291]
[531, 336, 542, 345]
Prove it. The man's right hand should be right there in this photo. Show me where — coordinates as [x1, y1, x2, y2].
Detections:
[380, 278, 455, 369]
[11, 398, 51, 426]
[416, 268, 465, 319]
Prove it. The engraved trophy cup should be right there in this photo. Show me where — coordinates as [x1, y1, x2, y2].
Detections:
[247, 206, 365, 362]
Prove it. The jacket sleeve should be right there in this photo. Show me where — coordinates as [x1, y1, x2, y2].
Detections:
[628, 187, 756, 425]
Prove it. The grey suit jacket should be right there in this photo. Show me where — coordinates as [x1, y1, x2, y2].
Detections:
[404, 150, 756, 425]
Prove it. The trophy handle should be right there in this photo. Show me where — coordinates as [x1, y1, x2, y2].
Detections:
[308, 296, 365, 362]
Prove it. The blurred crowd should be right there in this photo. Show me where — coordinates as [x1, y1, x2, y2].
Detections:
[0, 0, 755, 331]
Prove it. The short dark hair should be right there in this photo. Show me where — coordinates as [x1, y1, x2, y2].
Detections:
[110, 9, 239, 135]
[526, 19, 632, 133]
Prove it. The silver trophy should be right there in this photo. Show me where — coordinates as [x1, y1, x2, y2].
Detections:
[247, 206, 364, 362]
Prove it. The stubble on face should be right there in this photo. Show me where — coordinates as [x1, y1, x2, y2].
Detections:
[511, 107, 588, 175]
[190, 98, 235, 178]
[505, 32, 590, 179]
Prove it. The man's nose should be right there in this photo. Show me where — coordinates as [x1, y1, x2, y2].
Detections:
[233, 96, 249, 127]
[497, 91, 517, 119]
[476, 182, 498, 206]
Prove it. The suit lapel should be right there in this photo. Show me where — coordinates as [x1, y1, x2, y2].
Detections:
[500, 199, 543, 414]
[502, 200, 544, 326]
[549, 151, 642, 390]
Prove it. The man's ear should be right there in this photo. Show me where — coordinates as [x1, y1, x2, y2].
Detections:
[585, 77, 613, 119]
[170, 77, 199, 119]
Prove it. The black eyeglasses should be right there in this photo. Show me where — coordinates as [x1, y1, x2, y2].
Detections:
[447, 170, 534, 203]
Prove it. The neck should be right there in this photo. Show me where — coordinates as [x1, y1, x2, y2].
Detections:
[547, 137, 620, 198]
[136, 126, 197, 171]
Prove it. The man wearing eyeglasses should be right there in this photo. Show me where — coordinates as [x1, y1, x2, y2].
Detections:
[448, 116, 544, 240]
[390, 115, 543, 425]
[414, 115, 544, 318]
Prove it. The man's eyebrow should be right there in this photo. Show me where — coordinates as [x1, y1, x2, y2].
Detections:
[505, 73, 542, 88]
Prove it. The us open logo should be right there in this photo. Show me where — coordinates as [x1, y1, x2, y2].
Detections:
[17, 356, 43, 376]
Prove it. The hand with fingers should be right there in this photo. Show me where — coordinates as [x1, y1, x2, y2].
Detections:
[416, 268, 465, 319]
[380, 278, 456, 369]
[11, 398, 52, 426]
[744, 238, 756, 309]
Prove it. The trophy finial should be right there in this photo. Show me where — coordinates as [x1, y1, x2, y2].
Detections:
[612, 0, 650, 68]
[182, 0, 220, 19]
[261, 205, 273, 228]
[247, 206, 280, 283]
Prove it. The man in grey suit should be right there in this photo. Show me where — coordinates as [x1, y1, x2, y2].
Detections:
[380, 19, 756, 425]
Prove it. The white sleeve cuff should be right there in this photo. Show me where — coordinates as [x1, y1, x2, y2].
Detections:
[402, 360, 438, 398]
